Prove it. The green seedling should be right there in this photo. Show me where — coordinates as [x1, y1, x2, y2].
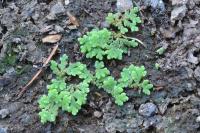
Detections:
[78, 28, 111, 60]
[39, 54, 92, 123]
[39, 7, 154, 124]
[94, 61, 128, 105]
[118, 65, 153, 95]
[106, 7, 141, 34]
[78, 28, 139, 60]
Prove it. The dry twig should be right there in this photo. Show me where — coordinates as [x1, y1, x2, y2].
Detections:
[17, 44, 59, 99]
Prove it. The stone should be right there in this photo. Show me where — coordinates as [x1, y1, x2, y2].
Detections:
[55, 25, 64, 33]
[160, 28, 176, 39]
[12, 38, 21, 43]
[116, 0, 133, 12]
[194, 67, 200, 82]
[0, 126, 8, 133]
[0, 77, 11, 88]
[196, 116, 200, 122]
[172, 0, 188, 6]
[143, 115, 162, 128]
[0, 109, 9, 119]
[100, 21, 110, 28]
[93, 111, 102, 118]
[50, 2, 65, 15]
[65, 0, 70, 5]
[47, 2, 65, 20]
[139, 103, 158, 117]
[7, 102, 23, 113]
[158, 98, 171, 115]
[20, 114, 34, 126]
[144, 0, 165, 11]
[171, 5, 187, 24]
[187, 51, 199, 64]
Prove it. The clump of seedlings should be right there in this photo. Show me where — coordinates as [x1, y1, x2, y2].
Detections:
[39, 7, 153, 123]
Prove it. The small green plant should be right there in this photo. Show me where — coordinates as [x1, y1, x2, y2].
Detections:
[39, 7, 154, 124]
[78, 28, 138, 60]
[78, 8, 142, 60]
[94, 61, 128, 105]
[118, 65, 153, 95]
[78, 28, 111, 60]
[39, 55, 153, 123]
[39, 54, 92, 123]
[106, 7, 141, 34]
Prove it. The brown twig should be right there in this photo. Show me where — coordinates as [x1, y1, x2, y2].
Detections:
[17, 44, 59, 99]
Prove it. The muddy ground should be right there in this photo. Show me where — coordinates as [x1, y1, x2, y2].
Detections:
[0, 0, 200, 132]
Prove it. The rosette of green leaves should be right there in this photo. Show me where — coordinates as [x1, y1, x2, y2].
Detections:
[78, 29, 139, 60]
[94, 61, 128, 105]
[78, 28, 111, 60]
[38, 54, 92, 123]
[39, 82, 89, 123]
[118, 65, 153, 95]
[106, 7, 141, 34]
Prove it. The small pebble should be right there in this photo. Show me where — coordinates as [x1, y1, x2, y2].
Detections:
[196, 116, 200, 122]
[93, 111, 102, 118]
[50, 2, 65, 15]
[139, 102, 158, 117]
[65, 0, 70, 5]
[0, 126, 8, 133]
[0, 109, 9, 119]
[55, 25, 64, 33]
[116, 0, 133, 12]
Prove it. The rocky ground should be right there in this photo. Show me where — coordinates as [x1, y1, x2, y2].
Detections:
[0, 0, 200, 132]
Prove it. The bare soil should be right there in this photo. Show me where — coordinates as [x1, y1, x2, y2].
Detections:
[0, 0, 200, 132]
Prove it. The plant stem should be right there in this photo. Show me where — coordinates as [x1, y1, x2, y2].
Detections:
[122, 35, 146, 48]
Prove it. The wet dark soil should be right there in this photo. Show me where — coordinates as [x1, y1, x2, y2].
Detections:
[0, 0, 200, 133]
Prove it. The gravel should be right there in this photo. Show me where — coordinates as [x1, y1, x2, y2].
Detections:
[0, 109, 9, 119]
[171, 5, 187, 24]
[139, 103, 158, 117]
[0, 126, 8, 133]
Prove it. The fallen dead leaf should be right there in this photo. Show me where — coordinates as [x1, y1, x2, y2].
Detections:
[42, 34, 62, 43]
[67, 11, 79, 27]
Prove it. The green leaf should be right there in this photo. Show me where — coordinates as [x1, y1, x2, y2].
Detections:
[47, 79, 66, 91]
[95, 61, 110, 80]
[112, 86, 128, 106]
[95, 61, 104, 69]
[68, 98, 81, 115]
[140, 80, 153, 95]
[39, 105, 59, 124]
[106, 7, 141, 34]
[118, 67, 132, 88]
[39, 110, 51, 124]
[66, 62, 93, 83]
[118, 64, 153, 95]
[50, 60, 60, 75]
[78, 28, 111, 60]
[106, 13, 115, 23]
[58, 90, 70, 105]
[103, 76, 117, 91]
[131, 65, 147, 84]
[58, 54, 68, 71]
[38, 95, 49, 109]
[106, 47, 123, 60]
